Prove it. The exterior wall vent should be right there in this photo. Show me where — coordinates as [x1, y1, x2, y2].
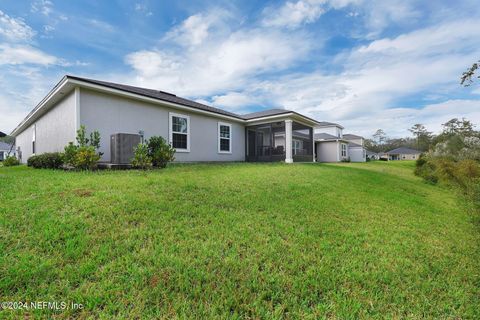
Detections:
[110, 133, 141, 164]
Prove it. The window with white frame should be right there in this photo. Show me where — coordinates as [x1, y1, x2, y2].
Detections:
[169, 113, 190, 152]
[341, 143, 347, 157]
[218, 122, 232, 153]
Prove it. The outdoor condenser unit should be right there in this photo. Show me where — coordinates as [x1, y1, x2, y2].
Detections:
[110, 133, 142, 164]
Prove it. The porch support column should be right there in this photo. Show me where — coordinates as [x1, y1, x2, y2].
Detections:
[285, 119, 293, 163]
[313, 140, 316, 162]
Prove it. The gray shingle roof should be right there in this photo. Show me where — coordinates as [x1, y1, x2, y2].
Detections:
[343, 133, 363, 139]
[67, 76, 320, 123]
[0, 141, 14, 150]
[386, 147, 421, 155]
[67, 75, 244, 120]
[317, 121, 342, 127]
[314, 133, 339, 140]
[348, 142, 363, 148]
[241, 108, 291, 119]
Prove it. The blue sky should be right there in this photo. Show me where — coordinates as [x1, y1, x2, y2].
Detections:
[1, 0, 479, 137]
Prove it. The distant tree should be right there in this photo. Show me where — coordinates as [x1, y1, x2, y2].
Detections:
[441, 118, 475, 136]
[0, 134, 15, 145]
[460, 60, 479, 86]
[372, 129, 387, 145]
[408, 124, 432, 151]
[364, 138, 380, 153]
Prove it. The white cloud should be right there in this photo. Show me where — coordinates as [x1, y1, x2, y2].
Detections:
[0, 44, 58, 65]
[125, 18, 312, 96]
[211, 92, 263, 112]
[261, 0, 419, 36]
[120, 4, 480, 139]
[87, 19, 115, 32]
[0, 10, 36, 42]
[164, 9, 234, 48]
[31, 0, 54, 17]
[165, 14, 212, 47]
[135, 3, 153, 17]
[341, 100, 480, 138]
[359, 0, 420, 38]
[262, 0, 326, 28]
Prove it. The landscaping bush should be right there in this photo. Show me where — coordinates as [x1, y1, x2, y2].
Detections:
[63, 125, 102, 170]
[73, 146, 101, 170]
[63, 142, 78, 167]
[27, 152, 64, 169]
[131, 143, 152, 169]
[147, 136, 175, 168]
[3, 155, 20, 167]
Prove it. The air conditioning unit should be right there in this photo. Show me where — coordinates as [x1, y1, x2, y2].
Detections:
[110, 133, 142, 164]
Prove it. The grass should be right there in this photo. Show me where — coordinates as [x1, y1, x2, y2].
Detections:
[0, 161, 479, 319]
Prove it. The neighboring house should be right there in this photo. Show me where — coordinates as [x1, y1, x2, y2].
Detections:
[343, 133, 367, 162]
[0, 141, 15, 161]
[314, 132, 350, 162]
[313, 127, 367, 162]
[10, 75, 364, 165]
[343, 133, 364, 146]
[366, 150, 379, 160]
[384, 147, 422, 160]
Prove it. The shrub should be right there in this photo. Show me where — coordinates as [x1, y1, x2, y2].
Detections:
[74, 146, 101, 170]
[3, 156, 20, 167]
[63, 142, 78, 167]
[63, 125, 103, 170]
[455, 159, 480, 180]
[414, 155, 438, 184]
[27, 152, 64, 169]
[131, 143, 152, 169]
[147, 136, 175, 168]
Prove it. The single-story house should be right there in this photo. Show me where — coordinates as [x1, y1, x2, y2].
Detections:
[343, 133, 367, 162]
[0, 141, 15, 161]
[314, 132, 350, 162]
[383, 147, 422, 160]
[11, 76, 364, 165]
[313, 129, 367, 163]
[366, 150, 379, 160]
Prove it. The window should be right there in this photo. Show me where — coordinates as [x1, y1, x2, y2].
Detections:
[293, 139, 303, 155]
[218, 122, 232, 153]
[169, 113, 190, 152]
[32, 124, 36, 155]
[341, 143, 347, 157]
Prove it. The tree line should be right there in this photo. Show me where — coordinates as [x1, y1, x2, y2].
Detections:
[364, 118, 478, 154]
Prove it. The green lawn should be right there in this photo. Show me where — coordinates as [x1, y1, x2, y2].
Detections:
[0, 161, 479, 319]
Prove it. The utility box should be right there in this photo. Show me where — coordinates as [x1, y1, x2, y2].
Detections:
[110, 133, 141, 164]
